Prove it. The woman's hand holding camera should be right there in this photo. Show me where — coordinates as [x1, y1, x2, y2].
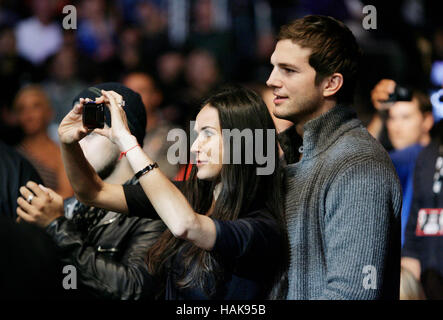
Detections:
[58, 98, 90, 144]
[93, 90, 137, 151]
[58, 90, 136, 151]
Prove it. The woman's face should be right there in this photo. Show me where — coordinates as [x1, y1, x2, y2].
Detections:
[191, 104, 223, 180]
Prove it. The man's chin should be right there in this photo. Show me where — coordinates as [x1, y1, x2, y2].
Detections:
[96, 157, 119, 180]
[273, 105, 293, 121]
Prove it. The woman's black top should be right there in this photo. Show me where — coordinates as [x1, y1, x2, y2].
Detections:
[123, 183, 285, 300]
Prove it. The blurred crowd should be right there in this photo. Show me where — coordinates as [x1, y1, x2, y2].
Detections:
[1, 0, 443, 300]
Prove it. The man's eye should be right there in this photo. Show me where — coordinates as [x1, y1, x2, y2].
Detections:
[284, 68, 295, 73]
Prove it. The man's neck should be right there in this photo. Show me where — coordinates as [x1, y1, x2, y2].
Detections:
[294, 99, 336, 136]
[103, 157, 134, 184]
[420, 134, 431, 147]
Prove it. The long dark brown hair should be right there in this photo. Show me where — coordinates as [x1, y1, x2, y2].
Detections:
[146, 85, 286, 298]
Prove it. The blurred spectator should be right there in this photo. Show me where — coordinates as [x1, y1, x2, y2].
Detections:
[169, 48, 221, 129]
[402, 128, 443, 299]
[117, 26, 143, 73]
[42, 46, 86, 141]
[155, 51, 186, 124]
[76, 0, 117, 62]
[0, 25, 36, 145]
[14, 0, 62, 66]
[368, 79, 433, 246]
[136, 0, 170, 74]
[13, 85, 73, 198]
[185, 0, 233, 79]
[185, 48, 219, 101]
[0, 140, 43, 219]
[0, 25, 35, 100]
[156, 50, 185, 92]
[231, 1, 275, 83]
[400, 266, 426, 300]
[123, 72, 180, 178]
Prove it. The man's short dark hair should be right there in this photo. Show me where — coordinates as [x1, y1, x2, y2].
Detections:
[278, 15, 362, 105]
[412, 90, 432, 115]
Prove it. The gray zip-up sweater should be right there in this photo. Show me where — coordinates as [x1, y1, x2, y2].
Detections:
[278, 105, 402, 300]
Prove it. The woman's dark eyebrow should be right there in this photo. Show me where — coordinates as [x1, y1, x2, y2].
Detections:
[201, 126, 217, 131]
[192, 125, 216, 133]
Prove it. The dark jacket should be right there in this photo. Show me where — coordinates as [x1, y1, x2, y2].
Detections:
[402, 140, 443, 299]
[0, 140, 43, 219]
[46, 193, 165, 300]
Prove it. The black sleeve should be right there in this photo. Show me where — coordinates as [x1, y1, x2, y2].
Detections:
[276, 125, 302, 165]
[210, 209, 284, 279]
[123, 184, 158, 219]
[46, 215, 165, 300]
[0, 142, 43, 219]
[123, 181, 184, 219]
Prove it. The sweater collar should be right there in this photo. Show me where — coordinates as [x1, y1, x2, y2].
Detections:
[300, 105, 361, 160]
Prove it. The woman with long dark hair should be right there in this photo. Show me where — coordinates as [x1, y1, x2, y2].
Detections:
[57, 85, 287, 299]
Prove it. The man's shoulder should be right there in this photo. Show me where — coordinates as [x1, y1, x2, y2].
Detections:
[317, 124, 400, 193]
[324, 124, 392, 166]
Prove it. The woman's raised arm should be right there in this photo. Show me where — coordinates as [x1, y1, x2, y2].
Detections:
[58, 100, 128, 213]
[94, 90, 217, 250]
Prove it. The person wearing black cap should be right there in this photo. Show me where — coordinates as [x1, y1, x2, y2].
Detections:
[16, 83, 165, 300]
[54, 84, 287, 300]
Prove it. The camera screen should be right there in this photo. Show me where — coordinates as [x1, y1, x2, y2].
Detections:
[83, 102, 105, 129]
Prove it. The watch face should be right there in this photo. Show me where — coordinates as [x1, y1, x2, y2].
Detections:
[82, 102, 105, 129]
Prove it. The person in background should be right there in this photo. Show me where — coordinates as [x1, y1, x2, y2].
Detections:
[16, 83, 165, 300]
[402, 123, 443, 299]
[42, 45, 86, 142]
[0, 25, 37, 145]
[13, 85, 73, 198]
[14, 0, 62, 66]
[123, 72, 180, 179]
[0, 140, 42, 219]
[368, 79, 433, 246]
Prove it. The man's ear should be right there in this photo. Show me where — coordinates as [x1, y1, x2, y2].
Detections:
[322, 73, 343, 98]
[423, 112, 434, 133]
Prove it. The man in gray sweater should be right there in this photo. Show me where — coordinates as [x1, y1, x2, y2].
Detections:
[267, 15, 402, 299]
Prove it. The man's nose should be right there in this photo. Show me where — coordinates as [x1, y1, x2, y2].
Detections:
[266, 68, 281, 88]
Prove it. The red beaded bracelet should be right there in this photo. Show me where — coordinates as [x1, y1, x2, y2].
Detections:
[119, 144, 140, 160]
